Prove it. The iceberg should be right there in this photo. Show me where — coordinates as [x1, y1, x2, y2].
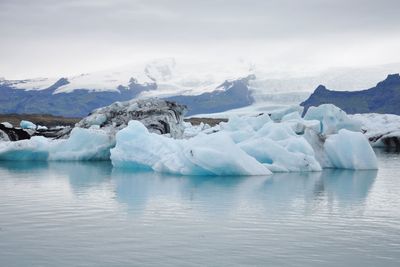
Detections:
[0, 98, 187, 162]
[324, 129, 378, 169]
[111, 112, 326, 175]
[0, 127, 113, 161]
[0, 101, 380, 175]
[110, 120, 271, 176]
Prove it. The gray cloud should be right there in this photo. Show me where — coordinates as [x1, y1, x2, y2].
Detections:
[1, 0, 400, 78]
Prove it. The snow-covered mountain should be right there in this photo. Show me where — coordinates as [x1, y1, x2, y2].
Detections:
[1, 59, 400, 117]
[4, 58, 253, 96]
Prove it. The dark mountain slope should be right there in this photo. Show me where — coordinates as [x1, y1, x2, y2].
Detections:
[0, 75, 255, 117]
[0, 78, 157, 117]
[166, 75, 255, 116]
[301, 74, 400, 115]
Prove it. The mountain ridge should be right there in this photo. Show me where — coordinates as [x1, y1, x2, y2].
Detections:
[301, 74, 400, 115]
[0, 74, 254, 117]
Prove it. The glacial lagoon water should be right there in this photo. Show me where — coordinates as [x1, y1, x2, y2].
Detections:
[0, 150, 399, 267]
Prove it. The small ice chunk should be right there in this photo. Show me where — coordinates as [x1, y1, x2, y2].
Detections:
[20, 120, 36, 130]
[37, 125, 48, 131]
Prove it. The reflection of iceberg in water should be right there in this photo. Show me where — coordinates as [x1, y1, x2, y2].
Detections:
[56, 162, 113, 194]
[111, 168, 265, 217]
[0, 161, 377, 217]
[0, 161, 113, 196]
[111, 170, 161, 215]
[319, 169, 377, 203]
[311, 169, 377, 215]
[258, 169, 377, 215]
[111, 168, 376, 217]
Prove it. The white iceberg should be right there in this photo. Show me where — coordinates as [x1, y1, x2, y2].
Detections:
[110, 120, 271, 176]
[218, 115, 322, 172]
[0, 127, 113, 161]
[111, 112, 328, 175]
[324, 129, 378, 170]
[37, 125, 49, 131]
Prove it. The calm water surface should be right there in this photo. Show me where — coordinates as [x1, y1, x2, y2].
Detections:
[0, 150, 399, 266]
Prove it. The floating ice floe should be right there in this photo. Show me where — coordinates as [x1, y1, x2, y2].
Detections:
[0, 127, 113, 161]
[0, 102, 379, 175]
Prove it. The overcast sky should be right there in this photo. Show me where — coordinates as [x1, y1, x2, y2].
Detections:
[1, 0, 400, 78]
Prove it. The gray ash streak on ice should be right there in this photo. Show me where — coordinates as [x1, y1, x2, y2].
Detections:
[75, 98, 187, 139]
